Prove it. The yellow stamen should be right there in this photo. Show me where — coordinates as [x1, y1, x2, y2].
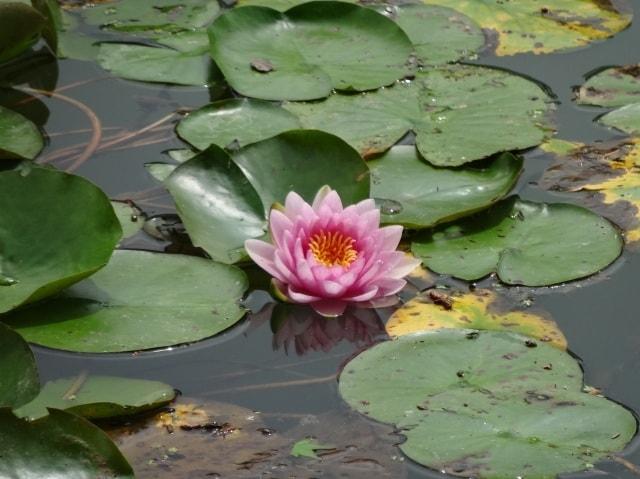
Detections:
[308, 230, 358, 267]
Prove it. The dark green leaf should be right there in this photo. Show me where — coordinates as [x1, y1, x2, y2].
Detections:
[0, 408, 134, 478]
[0, 323, 39, 408]
[0, 165, 121, 314]
[0, 3, 45, 63]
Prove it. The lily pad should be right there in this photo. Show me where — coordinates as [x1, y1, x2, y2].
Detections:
[98, 32, 217, 86]
[386, 289, 567, 349]
[411, 197, 622, 285]
[339, 330, 636, 479]
[0, 166, 121, 314]
[0, 2, 45, 63]
[0, 323, 39, 409]
[3, 250, 248, 353]
[540, 138, 640, 244]
[379, 3, 485, 66]
[82, 0, 220, 34]
[166, 131, 369, 263]
[177, 98, 302, 150]
[577, 65, 640, 107]
[369, 147, 522, 228]
[285, 64, 553, 165]
[0, 408, 133, 478]
[208, 2, 413, 100]
[0, 105, 43, 159]
[14, 375, 176, 421]
[600, 102, 640, 134]
[236, 1, 484, 65]
[423, 0, 632, 56]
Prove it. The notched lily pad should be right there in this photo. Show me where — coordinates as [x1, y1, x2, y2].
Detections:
[82, 0, 220, 34]
[411, 197, 622, 285]
[386, 288, 567, 349]
[111, 200, 143, 241]
[423, 0, 632, 56]
[285, 64, 553, 165]
[540, 138, 640, 244]
[3, 250, 249, 353]
[14, 374, 176, 421]
[176, 98, 302, 151]
[0, 105, 44, 160]
[0, 165, 121, 314]
[339, 329, 637, 479]
[208, 1, 413, 100]
[368, 147, 522, 228]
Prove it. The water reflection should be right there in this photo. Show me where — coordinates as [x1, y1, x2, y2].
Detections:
[270, 303, 387, 356]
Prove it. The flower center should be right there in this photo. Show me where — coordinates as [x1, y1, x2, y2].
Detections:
[308, 230, 358, 267]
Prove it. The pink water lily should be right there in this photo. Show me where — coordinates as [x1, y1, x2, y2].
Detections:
[245, 186, 420, 317]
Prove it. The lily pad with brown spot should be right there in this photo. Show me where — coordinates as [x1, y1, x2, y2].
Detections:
[386, 289, 567, 349]
[339, 329, 637, 479]
[540, 138, 640, 244]
[422, 0, 632, 56]
[577, 65, 640, 107]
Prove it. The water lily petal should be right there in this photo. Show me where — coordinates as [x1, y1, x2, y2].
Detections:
[312, 299, 348, 317]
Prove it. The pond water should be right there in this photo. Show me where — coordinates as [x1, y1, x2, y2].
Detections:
[2, 1, 640, 478]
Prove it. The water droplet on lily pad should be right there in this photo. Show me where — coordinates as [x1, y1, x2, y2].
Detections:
[0, 274, 18, 286]
[374, 198, 403, 215]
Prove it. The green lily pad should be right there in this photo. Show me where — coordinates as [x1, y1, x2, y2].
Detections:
[339, 330, 636, 479]
[0, 323, 39, 409]
[577, 65, 640, 107]
[0, 166, 121, 314]
[31, 0, 60, 54]
[3, 250, 248, 353]
[236, 1, 484, 65]
[0, 408, 133, 478]
[411, 197, 622, 285]
[0, 105, 43, 159]
[0, 2, 45, 63]
[208, 2, 412, 100]
[14, 375, 176, 421]
[285, 64, 553, 165]
[369, 147, 522, 228]
[600, 102, 640, 134]
[177, 98, 302, 150]
[166, 131, 369, 263]
[422, 0, 632, 56]
[381, 3, 484, 66]
[98, 32, 217, 86]
[83, 0, 219, 34]
[111, 201, 142, 240]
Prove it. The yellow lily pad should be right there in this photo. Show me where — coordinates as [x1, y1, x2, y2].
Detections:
[421, 0, 632, 56]
[541, 138, 640, 244]
[386, 289, 567, 349]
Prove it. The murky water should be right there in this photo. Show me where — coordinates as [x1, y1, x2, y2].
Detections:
[2, 2, 640, 477]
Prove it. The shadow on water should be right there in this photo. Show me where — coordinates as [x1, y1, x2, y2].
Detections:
[2, 1, 640, 477]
